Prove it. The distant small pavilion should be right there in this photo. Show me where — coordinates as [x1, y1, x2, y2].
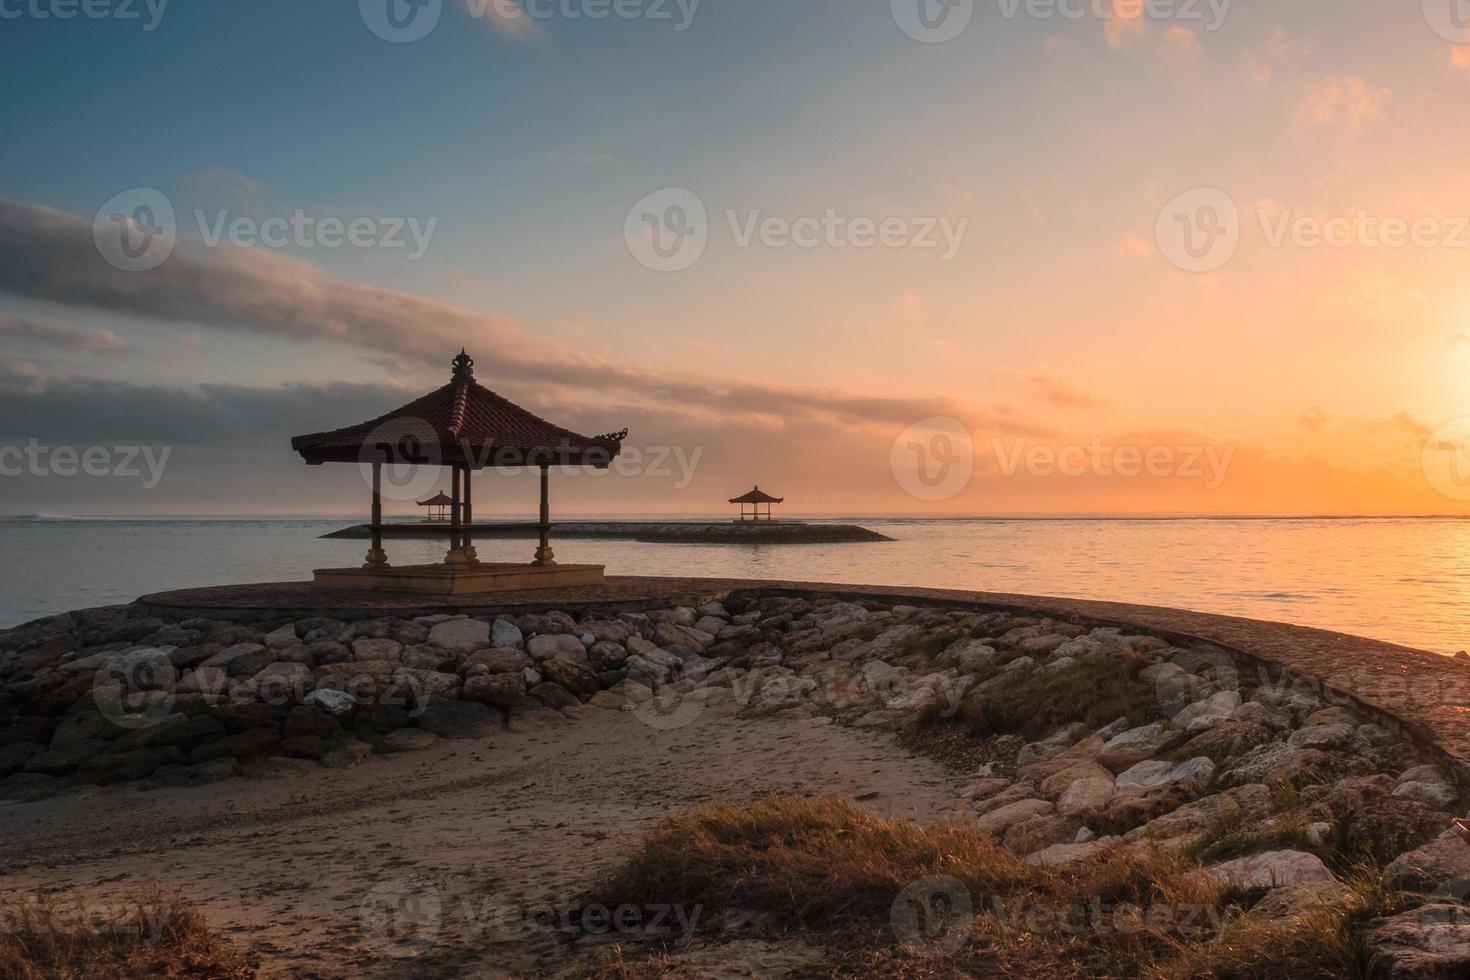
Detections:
[291, 350, 626, 594]
[417, 491, 453, 523]
[729, 485, 784, 523]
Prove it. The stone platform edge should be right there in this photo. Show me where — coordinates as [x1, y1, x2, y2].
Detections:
[131, 576, 1470, 795]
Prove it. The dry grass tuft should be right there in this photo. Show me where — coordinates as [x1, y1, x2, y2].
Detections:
[950, 653, 1158, 740]
[586, 795, 1371, 979]
[0, 884, 255, 980]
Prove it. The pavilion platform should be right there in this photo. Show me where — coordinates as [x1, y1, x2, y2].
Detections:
[311, 561, 605, 595]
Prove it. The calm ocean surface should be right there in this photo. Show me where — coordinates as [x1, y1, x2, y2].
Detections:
[2, 515, 1468, 654]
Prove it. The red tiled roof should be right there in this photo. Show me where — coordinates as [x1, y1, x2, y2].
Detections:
[291, 351, 625, 468]
[729, 486, 783, 504]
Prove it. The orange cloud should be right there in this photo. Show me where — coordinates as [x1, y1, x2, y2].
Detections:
[1301, 75, 1391, 129]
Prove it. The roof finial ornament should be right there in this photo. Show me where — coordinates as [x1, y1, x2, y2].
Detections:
[452, 348, 475, 380]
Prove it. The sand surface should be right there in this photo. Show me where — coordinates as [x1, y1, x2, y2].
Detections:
[0, 700, 961, 978]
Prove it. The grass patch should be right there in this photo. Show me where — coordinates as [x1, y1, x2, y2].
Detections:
[583, 795, 1369, 979]
[951, 653, 1157, 741]
[0, 884, 255, 979]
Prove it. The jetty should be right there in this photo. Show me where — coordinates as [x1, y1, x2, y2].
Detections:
[321, 520, 893, 545]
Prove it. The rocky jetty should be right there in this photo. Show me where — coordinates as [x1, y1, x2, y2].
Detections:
[3, 593, 1469, 975]
[321, 520, 893, 544]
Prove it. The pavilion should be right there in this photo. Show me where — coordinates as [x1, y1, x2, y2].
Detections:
[417, 491, 453, 523]
[729, 486, 784, 523]
[291, 350, 626, 594]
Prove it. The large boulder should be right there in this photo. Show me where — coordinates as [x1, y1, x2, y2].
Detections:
[1122, 783, 1272, 850]
[351, 638, 403, 663]
[540, 659, 601, 700]
[976, 799, 1054, 836]
[462, 673, 527, 709]
[427, 619, 490, 655]
[491, 619, 525, 650]
[1393, 765, 1460, 810]
[1115, 757, 1216, 795]
[1171, 690, 1242, 734]
[1385, 836, 1470, 898]
[1206, 850, 1335, 892]
[1362, 904, 1470, 980]
[201, 643, 276, 678]
[463, 649, 532, 675]
[526, 634, 587, 663]
[415, 700, 502, 739]
[1097, 724, 1182, 770]
[1344, 799, 1449, 867]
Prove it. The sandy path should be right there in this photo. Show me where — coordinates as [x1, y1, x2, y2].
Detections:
[0, 701, 962, 978]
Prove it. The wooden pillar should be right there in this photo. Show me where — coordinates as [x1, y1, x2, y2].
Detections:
[533, 463, 555, 566]
[364, 461, 388, 568]
[462, 465, 478, 564]
[445, 464, 469, 566]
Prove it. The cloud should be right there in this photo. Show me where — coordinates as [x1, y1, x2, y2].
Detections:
[1301, 75, 1390, 130]
[0, 198, 1057, 440]
[0, 357, 40, 392]
[1298, 405, 1328, 434]
[1025, 373, 1111, 410]
[1322, 268, 1424, 320]
[1109, 232, 1152, 258]
[0, 313, 129, 352]
[1373, 411, 1431, 440]
[1165, 26, 1198, 54]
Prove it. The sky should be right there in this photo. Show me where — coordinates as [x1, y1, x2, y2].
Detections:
[4, 0, 1470, 516]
